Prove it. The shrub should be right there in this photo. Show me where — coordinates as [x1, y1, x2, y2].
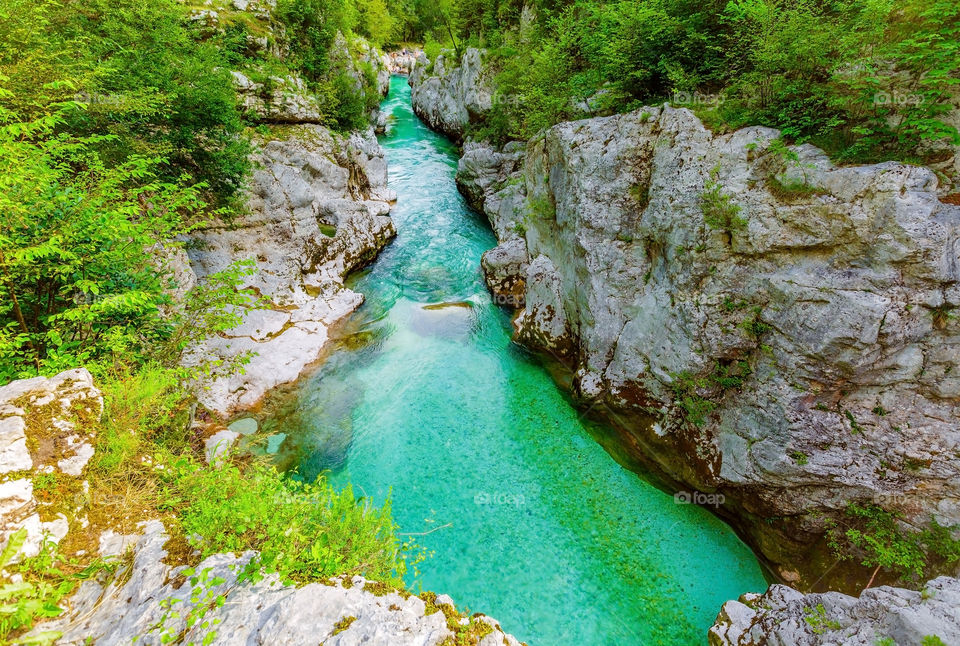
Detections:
[827, 504, 960, 584]
[162, 460, 411, 586]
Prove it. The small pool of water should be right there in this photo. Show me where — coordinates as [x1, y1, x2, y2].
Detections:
[260, 76, 766, 645]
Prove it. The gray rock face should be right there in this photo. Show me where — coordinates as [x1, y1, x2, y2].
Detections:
[710, 578, 960, 646]
[387, 50, 419, 75]
[34, 520, 522, 646]
[233, 36, 391, 125]
[458, 106, 960, 574]
[233, 70, 328, 124]
[409, 48, 494, 142]
[0, 369, 101, 558]
[185, 126, 396, 414]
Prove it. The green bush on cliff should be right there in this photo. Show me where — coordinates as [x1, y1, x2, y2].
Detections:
[827, 504, 960, 584]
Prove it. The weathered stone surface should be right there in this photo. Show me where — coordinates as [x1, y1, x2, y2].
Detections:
[0, 371, 522, 644]
[33, 521, 522, 646]
[457, 106, 960, 577]
[0, 369, 101, 558]
[233, 70, 328, 123]
[710, 578, 960, 646]
[409, 48, 494, 142]
[185, 126, 396, 414]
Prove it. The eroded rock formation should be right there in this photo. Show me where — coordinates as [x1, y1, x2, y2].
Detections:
[410, 46, 960, 586]
[409, 48, 494, 143]
[184, 127, 396, 414]
[461, 108, 960, 579]
[710, 578, 960, 646]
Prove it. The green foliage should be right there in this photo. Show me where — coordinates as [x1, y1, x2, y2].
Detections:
[803, 603, 841, 634]
[0, 0, 252, 202]
[147, 567, 226, 645]
[669, 371, 716, 427]
[0, 529, 112, 643]
[701, 170, 746, 233]
[277, 0, 356, 82]
[921, 637, 947, 646]
[161, 459, 412, 586]
[827, 504, 960, 582]
[456, 0, 958, 163]
[0, 100, 258, 379]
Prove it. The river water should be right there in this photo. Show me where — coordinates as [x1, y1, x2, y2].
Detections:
[261, 76, 766, 645]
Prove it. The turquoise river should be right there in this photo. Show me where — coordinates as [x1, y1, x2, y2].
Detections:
[263, 76, 767, 645]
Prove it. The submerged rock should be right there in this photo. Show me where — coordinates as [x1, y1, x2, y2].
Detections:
[456, 106, 960, 579]
[710, 578, 960, 645]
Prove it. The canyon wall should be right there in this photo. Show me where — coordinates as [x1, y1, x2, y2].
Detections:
[184, 126, 396, 415]
[172, 3, 398, 415]
[412, 50, 960, 587]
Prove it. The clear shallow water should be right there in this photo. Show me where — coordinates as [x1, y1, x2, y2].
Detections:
[264, 76, 766, 645]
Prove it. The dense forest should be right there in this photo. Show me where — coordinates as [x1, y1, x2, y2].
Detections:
[414, 0, 960, 161]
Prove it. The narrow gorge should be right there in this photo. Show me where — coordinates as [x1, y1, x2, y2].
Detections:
[2, 1, 959, 644]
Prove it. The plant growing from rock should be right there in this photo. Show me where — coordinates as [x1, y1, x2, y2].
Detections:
[0, 529, 112, 644]
[700, 168, 746, 234]
[827, 504, 960, 588]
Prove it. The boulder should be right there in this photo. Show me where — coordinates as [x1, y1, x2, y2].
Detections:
[0, 369, 101, 558]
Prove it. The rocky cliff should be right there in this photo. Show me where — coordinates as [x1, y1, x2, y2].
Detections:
[461, 108, 960, 582]
[184, 126, 396, 415]
[410, 48, 960, 587]
[409, 48, 494, 143]
[171, 2, 399, 415]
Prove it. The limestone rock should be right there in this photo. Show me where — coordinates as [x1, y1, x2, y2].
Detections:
[710, 578, 960, 645]
[185, 126, 396, 414]
[204, 429, 240, 464]
[409, 48, 494, 142]
[33, 521, 522, 646]
[457, 106, 960, 573]
[0, 369, 101, 558]
[233, 71, 328, 124]
[387, 49, 420, 75]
